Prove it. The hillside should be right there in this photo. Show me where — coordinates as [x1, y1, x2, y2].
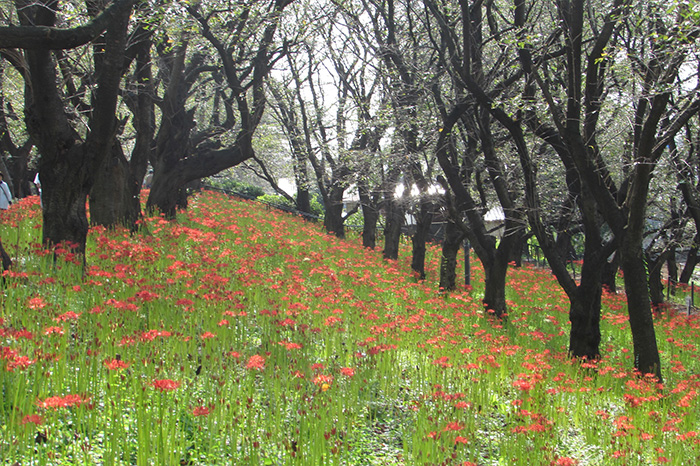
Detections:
[0, 191, 698, 465]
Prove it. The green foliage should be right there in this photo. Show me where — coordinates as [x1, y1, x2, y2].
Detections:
[206, 177, 266, 199]
[258, 193, 295, 210]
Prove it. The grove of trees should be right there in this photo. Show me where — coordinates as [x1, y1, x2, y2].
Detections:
[1, 0, 699, 382]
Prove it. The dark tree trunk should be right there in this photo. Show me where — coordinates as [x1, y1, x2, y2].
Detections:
[147, 167, 185, 218]
[40, 150, 91, 253]
[647, 252, 668, 308]
[383, 197, 404, 260]
[89, 143, 141, 229]
[358, 181, 379, 249]
[568, 255, 603, 359]
[667, 245, 678, 294]
[679, 239, 698, 284]
[439, 220, 463, 291]
[323, 184, 345, 238]
[482, 250, 509, 318]
[620, 237, 663, 380]
[21, 1, 132, 253]
[509, 229, 528, 267]
[296, 188, 311, 215]
[90, 26, 152, 229]
[411, 199, 434, 279]
[0, 239, 12, 270]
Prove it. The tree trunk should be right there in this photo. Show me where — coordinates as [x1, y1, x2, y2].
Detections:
[667, 245, 677, 295]
[680, 240, 698, 284]
[89, 143, 141, 229]
[482, 253, 509, 318]
[358, 183, 379, 249]
[568, 262, 602, 359]
[323, 185, 345, 238]
[619, 238, 663, 380]
[40, 150, 91, 254]
[647, 251, 668, 308]
[383, 197, 403, 260]
[411, 199, 434, 279]
[439, 220, 463, 291]
[0, 239, 12, 270]
[146, 168, 184, 218]
[296, 187, 310, 215]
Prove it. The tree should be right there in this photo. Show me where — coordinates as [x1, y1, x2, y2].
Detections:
[424, 0, 527, 317]
[146, 0, 294, 217]
[512, 0, 700, 379]
[8, 0, 136, 253]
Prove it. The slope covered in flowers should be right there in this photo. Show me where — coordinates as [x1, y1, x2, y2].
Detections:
[0, 192, 698, 465]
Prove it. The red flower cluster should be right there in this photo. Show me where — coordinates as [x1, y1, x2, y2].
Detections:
[37, 394, 91, 409]
[151, 379, 181, 391]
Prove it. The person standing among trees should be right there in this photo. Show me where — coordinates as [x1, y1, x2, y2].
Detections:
[0, 173, 12, 210]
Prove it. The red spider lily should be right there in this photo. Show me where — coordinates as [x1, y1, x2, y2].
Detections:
[553, 457, 579, 466]
[37, 394, 91, 409]
[245, 355, 265, 371]
[454, 436, 469, 444]
[278, 341, 302, 350]
[339, 367, 355, 377]
[6, 355, 36, 371]
[54, 311, 81, 322]
[151, 379, 181, 392]
[27, 297, 47, 310]
[141, 330, 172, 341]
[443, 422, 464, 432]
[104, 299, 139, 312]
[21, 414, 44, 426]
[192, 406, 212, 417]
[43, 326, 65, 335]
[201, 332, 216, 339]
[104, 358, 131, 370]
[313, 374, 333, 391]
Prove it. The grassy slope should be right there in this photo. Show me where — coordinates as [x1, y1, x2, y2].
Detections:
[0, 191, 698, 465]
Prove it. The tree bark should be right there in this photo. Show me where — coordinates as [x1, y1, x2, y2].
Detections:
[21, 0, 132, 253]
[358, 180, 379, 249]
[411, 199, 434, 279]
[383, 196, 404, 260]
[679, 240, 698, 284]
[89, 143, 141, 229]
[439, 220, 463, 291]
[323, 184, 346, 238]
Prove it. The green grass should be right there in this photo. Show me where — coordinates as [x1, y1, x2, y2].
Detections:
[0, 191, 698, 465]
